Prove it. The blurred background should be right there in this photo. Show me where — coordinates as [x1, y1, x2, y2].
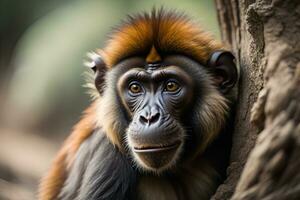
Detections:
[0, 0, 219, 199]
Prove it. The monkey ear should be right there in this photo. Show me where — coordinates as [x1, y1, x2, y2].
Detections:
[86, 52, 107, 95]
[208, 51, 238, 94]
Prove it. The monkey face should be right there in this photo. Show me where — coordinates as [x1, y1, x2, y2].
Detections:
[91, 51, 237, 173]
[117, 65, 194, 171]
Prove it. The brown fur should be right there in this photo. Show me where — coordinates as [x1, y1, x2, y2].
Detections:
[39, 9, 227, 200]
[38, 103, 97, 200]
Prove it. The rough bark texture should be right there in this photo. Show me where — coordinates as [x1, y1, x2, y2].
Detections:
[213, 0, 300, 199]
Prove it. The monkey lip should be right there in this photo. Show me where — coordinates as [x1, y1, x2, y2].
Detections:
[133, 141, 181, 153]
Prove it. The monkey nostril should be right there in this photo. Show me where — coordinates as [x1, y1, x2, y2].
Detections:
[149, 113, 160, 124]
[139, 113, 160, 125]
[139, 115, 148, 124]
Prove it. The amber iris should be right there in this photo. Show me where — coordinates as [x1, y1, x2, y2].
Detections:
[129, 83, 142, 93]
[165, 81, 179, 92]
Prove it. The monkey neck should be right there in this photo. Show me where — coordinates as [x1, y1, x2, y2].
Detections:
[136, 158, 220, 200]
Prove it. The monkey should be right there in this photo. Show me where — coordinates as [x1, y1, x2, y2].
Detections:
[38, 9, 238, 200]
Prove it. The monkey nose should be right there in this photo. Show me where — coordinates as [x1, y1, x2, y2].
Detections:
[139, 112, 160, 125]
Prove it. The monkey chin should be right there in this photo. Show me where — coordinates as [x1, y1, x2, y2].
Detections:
[130, 140, 183, 174]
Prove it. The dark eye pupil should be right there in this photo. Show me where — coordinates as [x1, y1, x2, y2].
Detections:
[168, 83, 174, 88]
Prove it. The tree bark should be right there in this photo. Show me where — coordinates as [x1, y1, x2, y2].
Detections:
[213, 0, 300, 199]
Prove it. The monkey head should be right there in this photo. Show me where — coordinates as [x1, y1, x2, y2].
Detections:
[86, 10, 238, 173]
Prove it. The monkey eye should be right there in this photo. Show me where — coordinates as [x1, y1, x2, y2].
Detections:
[128, 82, 142, 94]
[165, 80, 180, 92]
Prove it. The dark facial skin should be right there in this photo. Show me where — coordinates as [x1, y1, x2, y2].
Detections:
[117, 65, 194, 171]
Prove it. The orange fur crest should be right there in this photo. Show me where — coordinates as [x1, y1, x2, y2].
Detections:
[99, 9, 222, 67]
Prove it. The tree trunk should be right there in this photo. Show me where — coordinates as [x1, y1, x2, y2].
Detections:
[213, 0, 300, 199]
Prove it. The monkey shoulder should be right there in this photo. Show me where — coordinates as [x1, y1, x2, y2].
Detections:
[59, 128, 137, 200]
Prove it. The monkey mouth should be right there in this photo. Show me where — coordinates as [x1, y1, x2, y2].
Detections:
[132, 140, 182, 171]
[133, 141, 181, 153]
